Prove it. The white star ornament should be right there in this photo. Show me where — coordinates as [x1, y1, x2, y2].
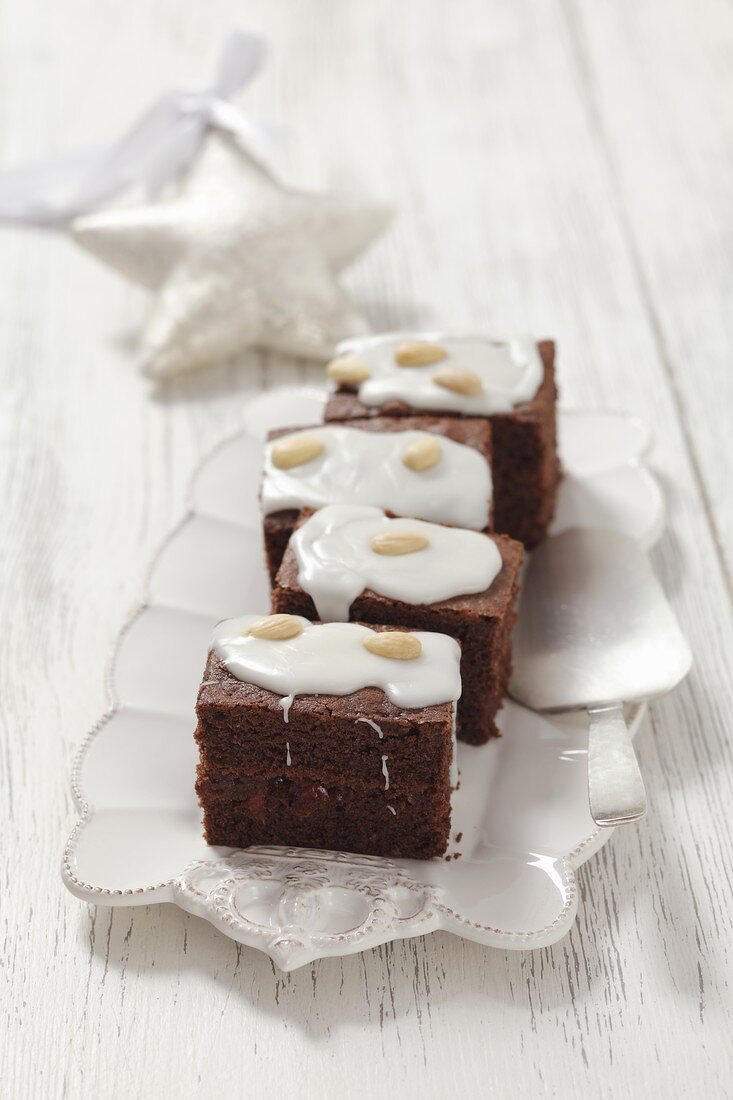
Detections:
[72, 135, 390, 378]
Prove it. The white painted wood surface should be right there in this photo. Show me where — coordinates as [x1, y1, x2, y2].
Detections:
[2, 1, 732, 1096]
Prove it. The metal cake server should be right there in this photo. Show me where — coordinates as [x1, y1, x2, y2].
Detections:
[510, 527, 692, 827]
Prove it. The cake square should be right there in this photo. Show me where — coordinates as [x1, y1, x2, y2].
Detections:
[324, 336, 560, 548]
[261, 416, 494, 583]
[272, 506, 523, 744]
[195, 617, 460, 859]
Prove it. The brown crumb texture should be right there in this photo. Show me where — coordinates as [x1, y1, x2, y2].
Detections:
[262, 415, 493, 583]
[273, 525, 524, 744]
[195, 649, 454, 859]
[324, 340, 560, 549]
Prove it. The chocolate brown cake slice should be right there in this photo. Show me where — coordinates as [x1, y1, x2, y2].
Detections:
[195, 615, 461, 859]
[272, 505, 523, 744]
[323, 335, 560, 548]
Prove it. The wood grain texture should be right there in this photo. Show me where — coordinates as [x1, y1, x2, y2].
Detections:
[1, 1, 732, 1097]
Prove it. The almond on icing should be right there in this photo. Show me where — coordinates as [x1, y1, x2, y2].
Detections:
[245, 614, 303, 640]
[401, 435, 442, 472]
[326, 354, 372, 386]
[371, 530, 429, 556]
[432, 366, 484, 396]
[364, 632, 422, 660]
[271, 434, 325, 470]
[394, 340, 447, 367]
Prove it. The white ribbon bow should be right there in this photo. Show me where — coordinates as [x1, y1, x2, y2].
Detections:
[0, 31, 268, 228]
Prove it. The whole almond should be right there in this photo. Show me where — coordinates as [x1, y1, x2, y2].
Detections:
[326, 354, 372, 386]
[394, 340, 448, 367]
[271, 434, 325, 470]
[432, 365, 484, 397]
[364, 632, 422, 660]
[401, 435, 442, 472]
[371, 530, 429, 556]
[245, 614, 304, 641]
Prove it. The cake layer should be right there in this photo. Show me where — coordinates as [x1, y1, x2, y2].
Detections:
[197, 770, 440, 800]
[325, 340, 559, 549]
[197, 776, 451, 860]
[195, 681, 453, 794]
[262, 416, 493, 582]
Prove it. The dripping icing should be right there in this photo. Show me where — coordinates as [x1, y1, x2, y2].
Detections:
[356, 716, 384, 739]
[292, 504, 502, 622]
[337, 333, 544, 416]
[262, 425, 491, 531]
[211, 617, 462, 714]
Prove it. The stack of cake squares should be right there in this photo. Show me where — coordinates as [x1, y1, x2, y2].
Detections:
[195, 335, 560, 859]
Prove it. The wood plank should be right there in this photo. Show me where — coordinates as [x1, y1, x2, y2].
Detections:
[565, 0, 733, 590]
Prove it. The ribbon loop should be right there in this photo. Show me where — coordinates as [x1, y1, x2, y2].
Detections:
[0, 30, 268, 228]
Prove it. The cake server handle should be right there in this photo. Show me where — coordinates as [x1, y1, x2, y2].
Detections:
[587, 703, 647, 827]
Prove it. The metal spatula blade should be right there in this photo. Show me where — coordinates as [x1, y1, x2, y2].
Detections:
[510, 528, 692, 827]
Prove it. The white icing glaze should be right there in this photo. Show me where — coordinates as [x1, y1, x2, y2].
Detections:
[211, 616, 462, 711]
[291, 504, 503, 621]
[337, 333, 543, 415]
[381, 755, 390, 790]
[262, 425, 491, 531]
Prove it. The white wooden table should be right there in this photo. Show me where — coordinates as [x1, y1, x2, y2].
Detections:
[2, 2, 732, 1096]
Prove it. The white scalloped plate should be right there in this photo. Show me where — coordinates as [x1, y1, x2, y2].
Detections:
[62, 389, 665, 971]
